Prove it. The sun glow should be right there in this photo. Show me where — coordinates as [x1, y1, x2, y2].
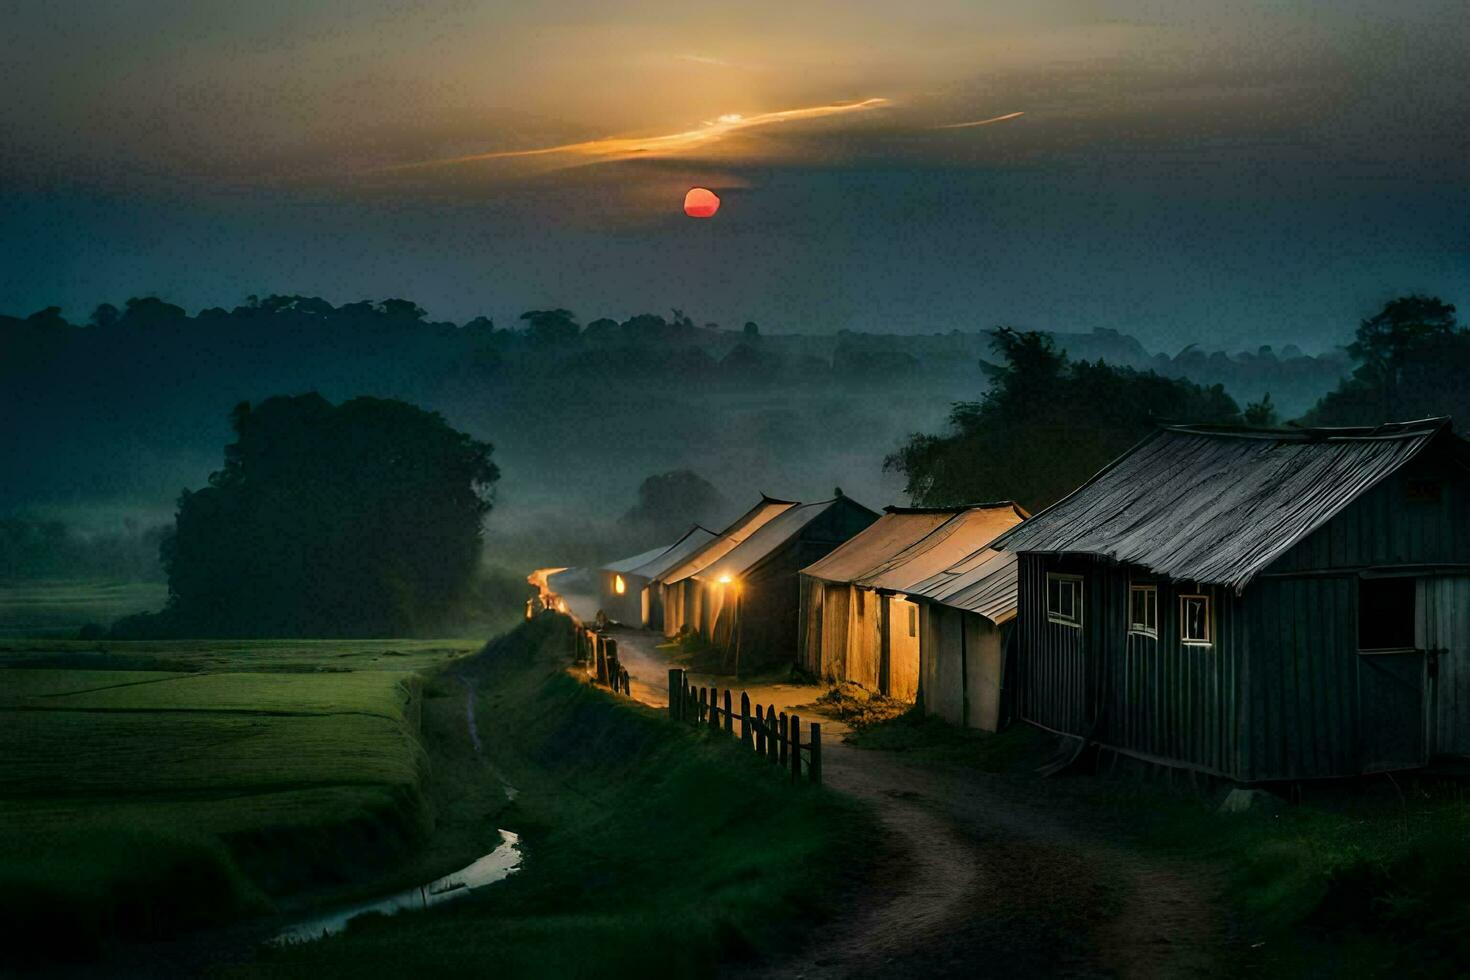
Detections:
[377, 98, 890, 172]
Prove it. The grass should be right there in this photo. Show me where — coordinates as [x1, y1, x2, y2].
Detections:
[1134, 778, 1470, 976]
[238, 615, 878, 978]
[0, 638, 484, 967]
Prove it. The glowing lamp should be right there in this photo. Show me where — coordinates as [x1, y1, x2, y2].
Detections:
[614, 574, 626, 595]
[683, 187, 720, 218]
[717, 574, 733, 585]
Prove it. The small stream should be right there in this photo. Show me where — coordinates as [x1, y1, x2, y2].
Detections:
[270, 830, 523, 945]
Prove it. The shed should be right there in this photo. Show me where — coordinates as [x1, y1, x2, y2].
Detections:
[799, 508, 962, 690]
[623, 524, 719, 628]
[688, 494, 880, 671]
[597, 543, 675, 625]
[656, 496, 799, 638]
[864, 504, 1025, 722]
[596, 526, 717, 626]
[908, 538, 1023, 731]
[991, 418, 1470, 781]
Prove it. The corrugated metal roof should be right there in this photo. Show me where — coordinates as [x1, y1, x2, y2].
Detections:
[857, 504, 1028, 596]
[602, 542, 677, 575]
[800, 508, 963, 584]
[908, 549, 1019, 624]
[659, 495, 798, 585]
[990, 418, 1457, 592]
[697, 496, 855, 581]
[623, 525, 719, 580]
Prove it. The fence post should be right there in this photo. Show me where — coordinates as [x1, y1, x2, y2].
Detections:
[596, 636, 609, 685]
[766, 704, 778, 763]
[709, 687, 719, 731]
[810, 722, 822, 785]
[724, 690, 734, 734]
[754, 704, 766, 755]
[604, 639, 618, 690]
[668, 669, 684, 719]
[740, 693, 752, 748]
[698, 687, 707, 725]
[778, 712, 789, 768]
[789, 713, 801, 782]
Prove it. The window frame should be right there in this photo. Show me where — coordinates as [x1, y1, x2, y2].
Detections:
[1127, 582, 1158, 638]
[1046, 573, 1084, 628]
[1179, 593, 1213, 647]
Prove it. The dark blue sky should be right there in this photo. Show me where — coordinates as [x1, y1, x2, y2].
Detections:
[4, 1, 1467, 352]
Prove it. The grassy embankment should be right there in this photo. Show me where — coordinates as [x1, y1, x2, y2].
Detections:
[853, 707, 1470, 977]
[243, 614, 877, 978]
[0, 637, 486, 965]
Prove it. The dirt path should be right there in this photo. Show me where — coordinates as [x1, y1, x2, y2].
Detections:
[595, 621, 1242, 978]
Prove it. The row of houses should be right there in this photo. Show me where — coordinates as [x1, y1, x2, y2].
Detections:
[595, 418, 1470, 783]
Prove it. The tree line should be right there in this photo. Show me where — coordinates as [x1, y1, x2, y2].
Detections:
[887, 295, 1463, 513]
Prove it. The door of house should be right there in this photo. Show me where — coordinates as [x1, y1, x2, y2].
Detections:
[1423, 575, 1470, 757]
[1357, 575, 1427, 772]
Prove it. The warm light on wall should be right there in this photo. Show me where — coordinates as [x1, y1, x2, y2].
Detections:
[614, 574, 626, 595]
[717, 574, 734, 586]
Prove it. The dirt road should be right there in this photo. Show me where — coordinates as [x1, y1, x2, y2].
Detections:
[561, 595, 1244, 978]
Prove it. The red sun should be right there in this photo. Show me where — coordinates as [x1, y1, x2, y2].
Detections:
[683, 187, 720, 218]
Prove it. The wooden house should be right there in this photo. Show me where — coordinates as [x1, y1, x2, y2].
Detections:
[656, 496, 799, 638]
[799, 507, 964, 692]
[597, 526, 718, 626]
[991, 419, 1470, 780]
[690, 494, 879, 671]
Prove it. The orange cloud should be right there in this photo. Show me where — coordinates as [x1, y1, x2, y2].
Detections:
[936, 110, 1025, 129]
[378, 97, 891, 172]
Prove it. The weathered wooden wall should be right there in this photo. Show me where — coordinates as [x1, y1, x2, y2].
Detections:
[1270, 454, 1470, 573]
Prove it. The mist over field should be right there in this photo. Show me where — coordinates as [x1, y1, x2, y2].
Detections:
[2, 299, 1351, 586]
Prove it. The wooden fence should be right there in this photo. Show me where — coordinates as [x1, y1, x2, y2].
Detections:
[574, 623, 632, 696]
[666, 668, 822, 784]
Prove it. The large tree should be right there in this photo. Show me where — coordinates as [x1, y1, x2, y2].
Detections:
[620, 469, 727, 539]
[117, 394, 498, 637]
[1305, 295, 1465, 425]
[886, 328, 1240, 512]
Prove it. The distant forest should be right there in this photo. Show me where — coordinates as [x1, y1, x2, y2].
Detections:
[1, 293, 1456, 584]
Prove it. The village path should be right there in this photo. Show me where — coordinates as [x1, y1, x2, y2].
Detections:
[562, 597, 1243, 978]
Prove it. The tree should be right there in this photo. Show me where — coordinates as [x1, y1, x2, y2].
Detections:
[120, 296, 186, 326]
[620, 470, 727, 538]
[118, 394, 498, 638]
[379, 298, 426, 321]
[89, 303, 120, 329]
[519, 308, 580, 347]
[886, 328, 1240, 511]
[1306, 295, 1464, 425]
[1348, 296, 1456, 391]
[1243, 392, 1277, 426]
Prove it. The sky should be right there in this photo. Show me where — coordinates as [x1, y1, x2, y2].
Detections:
[3, 0, 1468, 352]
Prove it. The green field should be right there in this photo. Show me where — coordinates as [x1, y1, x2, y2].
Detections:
[239, 615, 877, 978]
[0, 637, 484, 965]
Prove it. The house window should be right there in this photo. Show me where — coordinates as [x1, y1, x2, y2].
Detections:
[1128, 584, 1158, 637]
[907, 604, 918, 638]
[613, 574, 626, 595]
[1358, 577, 1416, 650]
[1047, 574, 1083, 627]
[1180, 594, 1212, 646]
